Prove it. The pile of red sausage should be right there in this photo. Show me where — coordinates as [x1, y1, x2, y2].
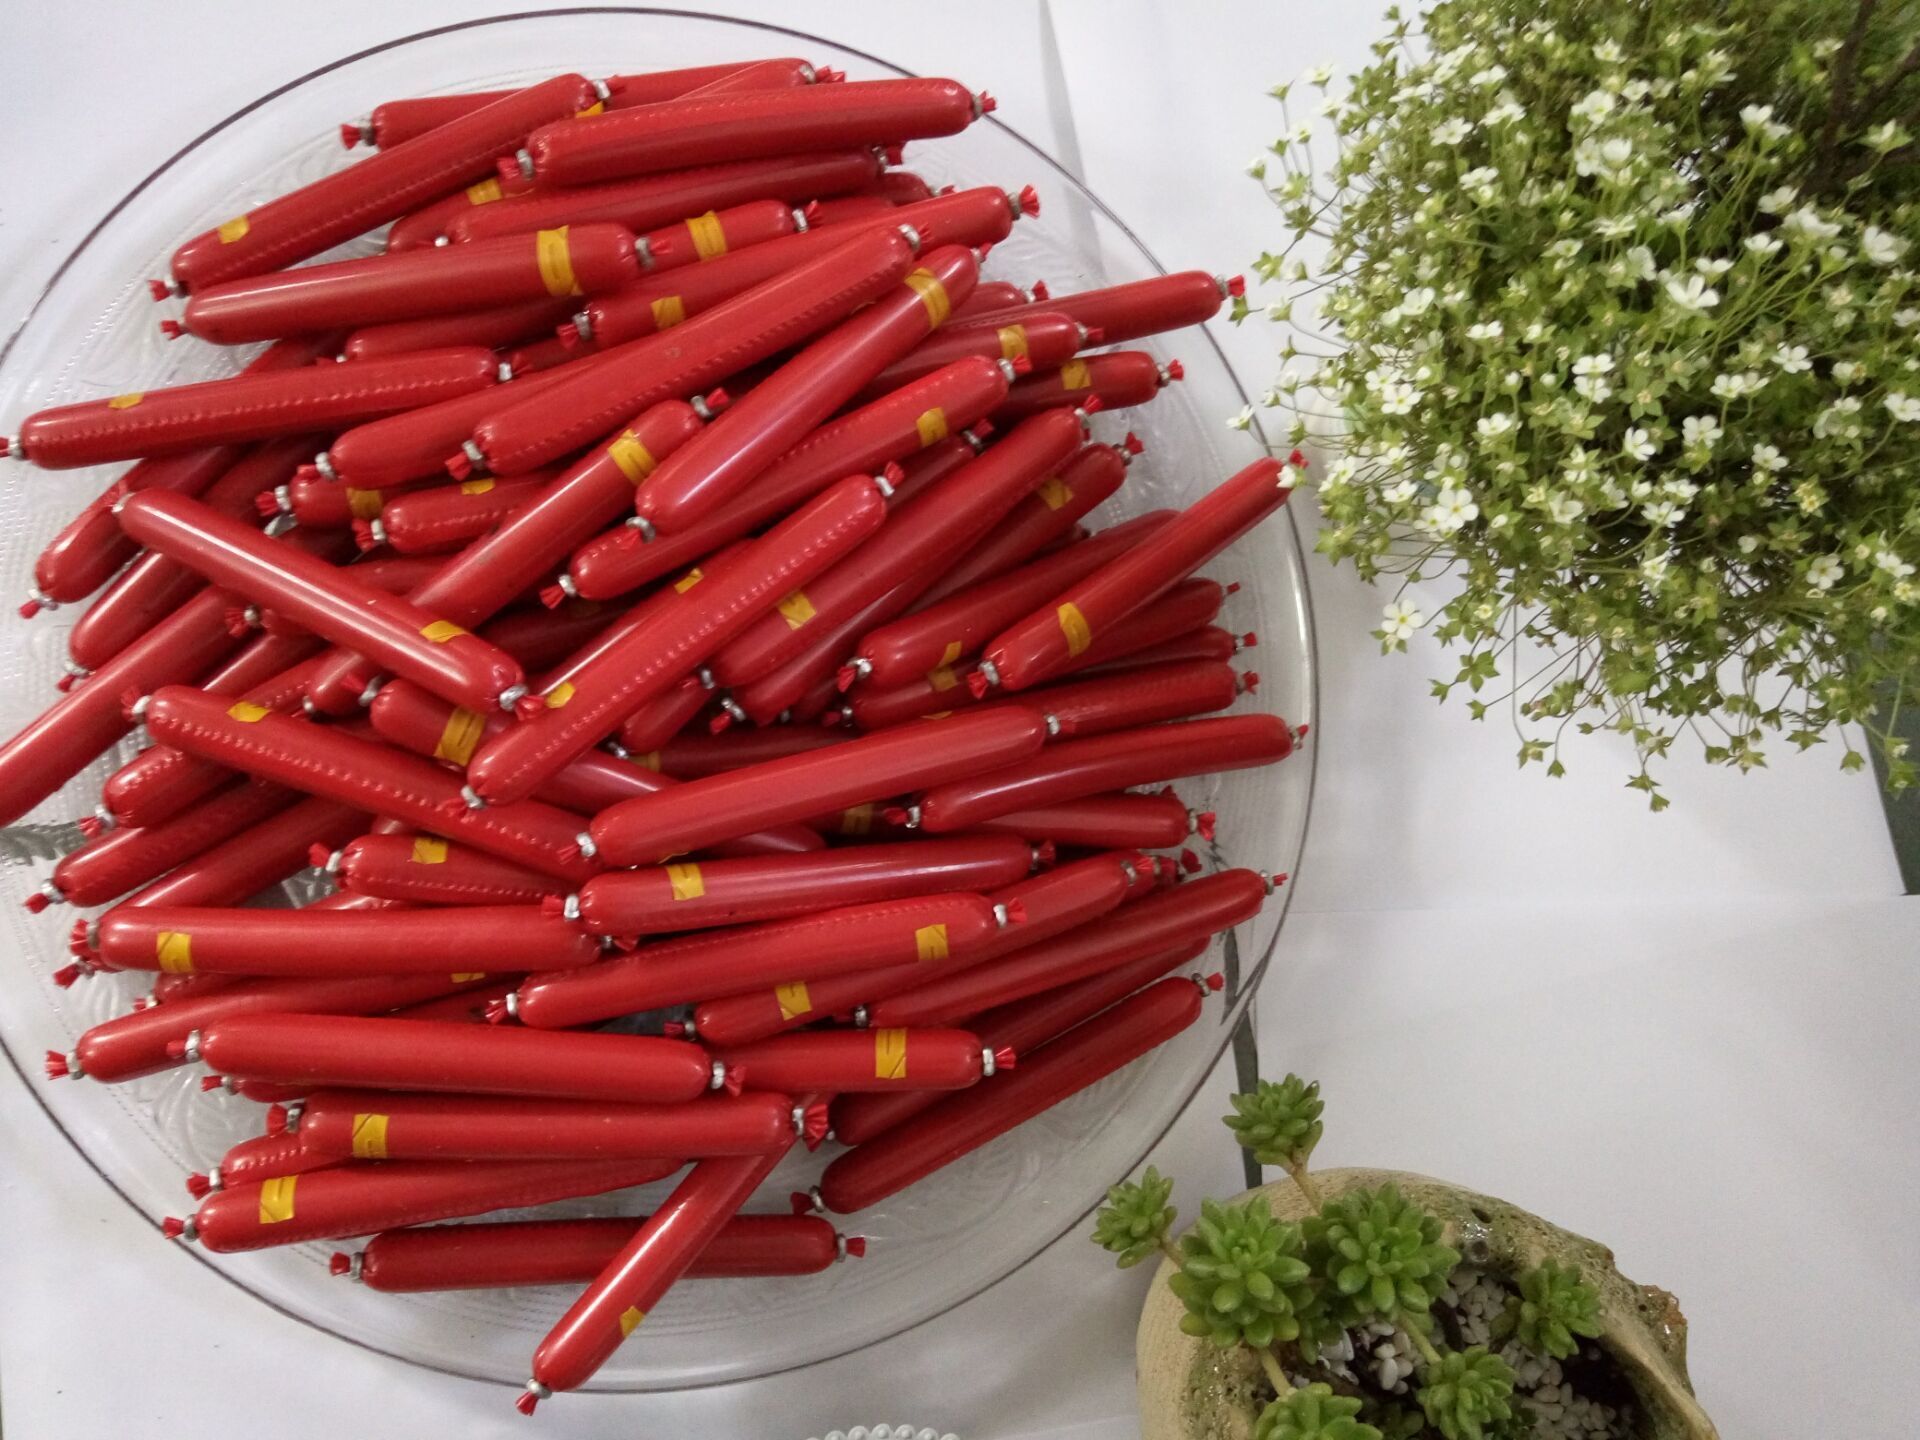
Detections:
[3, 59, 1302, 1409]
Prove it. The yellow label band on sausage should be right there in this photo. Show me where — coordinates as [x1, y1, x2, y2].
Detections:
[775, 980, 813, 1021]
[1059, 358, 1092, 390]
[915, 406, 949, 446]
[350, 1113, 390, 1159]
[226, 700, 270, 723]
[651, 295, 687, 330]
[666, 863, 705, 901]
[997, 324, 1029, 362]
[686, 210, 728, 261]
[904, 269, 952, 327]
[536, 226, 582, 298]
[938, 640, 965, 666]
[544, 682, 576, 710]
[1057, 601, 1093, 657]
[419, 619, 468, 643]
[1036, 476, 1073, 510]
[923, 710, 954, 720]
[258, 1175, 297, 1224]
[458, 478, 496, 496]
[608, 431, 657, 484]
[914, 924, 950, 962]
[840, 803, 874, 836]
[346, 487, 384, 518]
[777, 590, 816, 630]
[107, 392, 145, 410]
[926, 665, 958, 693]
[874, 1027, 909, 1080]
[574, 101, 606, 119]
[619, 1306, 646, 1337]
[434, 706, 486, 764]
[466, 178, 504, 206]
[155, 930, 193, 974]
[410, 836, 449, 865]
[450, 971, 486, 982]
[672, 567, 704, 593]
[217, 215, 251, 244]
[635, 750, 662, 772]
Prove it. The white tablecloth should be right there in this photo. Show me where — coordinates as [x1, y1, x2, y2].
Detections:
[2, 4, 1912, 1436]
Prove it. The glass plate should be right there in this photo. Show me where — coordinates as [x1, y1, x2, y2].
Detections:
[0, 9, 1317, 1390]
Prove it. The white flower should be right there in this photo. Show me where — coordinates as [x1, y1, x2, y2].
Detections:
[1864, 120, 1913, 154]
[1432, 117, 1472, 146]
[1738, 535, 1762, 555]
[1772, 345, 1812, 374]
[1381, 478, 1419, 504]
[1826, 283, 1856, 309]
[1376, 381, 1419, 415]
[1562, 445, 1597, 482]
[1547, 495, 1584, 524]
[1572, 353, 1615, 377]
[1744, 232, 1783, 256]
[1573, 374, 1613, 403]
[1399, 286, 1436, 316]
[1621, 427, 1656, 462]
[1757, 185, 1798, 214]
[1302, 63, 1336, 86]
[1570, 88, 1617, 127]
[1316, 95, 1342, 119]
[1693, 255, 1734, 278]
[1682, 415, 1723, 450]
[1465, 320, 1503, 340]
[1624, 245, 1657, 280]
[1807, 555, 1846, 592]
[1593, 39, 1624, 63]
[1832, 359, 1865, 382]
[1381, 600, 1426, 640]
[1641, 500, 1683, 527]
[1423, 486, 1480, 533]
[1751, 443, 1787, 472]
[1876, 548, 1917, 580]
[1323, 456, 1358, 490]
[1469, 64, 1508, 87]
[1227, 405, 1254, 431]
[1862, 225, 1909, 266]
[1710, 371, 1767, 400]
[1663, 273, 1720, 311]
[1476, 411, 1516, 439]
[1662, 477, 1700, 503]
[1246, 156, 1268, 180]
[1641, 554, 1671, 584]
[1895, 309, 1920, 329]
[1592, 215, 1636, 239]
[1885, 392, 1920, 422]
[1265, 301, 1292, 322]
[1781, 206, 1842, 243]
[1739, 103, 1774, 131]
[1276, 463, 1301, 490]
[1483, 97, 1525, 127]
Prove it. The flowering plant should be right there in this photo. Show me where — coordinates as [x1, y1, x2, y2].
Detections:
[1243, 0, 1920, 805]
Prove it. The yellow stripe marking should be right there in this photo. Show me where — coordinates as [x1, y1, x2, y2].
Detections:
[536, 226, 582, 298]
[686, 210, 729, 261]
[226, 701, 269, 723]
[926, 665, 958, 693]
[608, 431, 657, 484]
[651, 295, 686, 330]
[904, 269, 951, 327]
[672, 567, 704, 594]
[874, 1028, 909, 1080]
[257, 1175, 298, 1224]
[915, 924, 949, 962]
[1059, 358, 1092, 390]
[217, 215, 251, 244]
[938, 640, 964, 666]
[915, 406, 949, 446]
[465, 178, 503, 206]
[1037, 477, 1073, 510]
[997, 324, 1029, 362]
[775, 980, 812, 1020]
[776, 590, 816, 630]
[619, 1306, 646, 1336]
[411, 836, 449, 865]
[839, 804, 873, 836]
[350, 1113, 390, 1159]
[666, 863, 705, 901]
[635, 750, 662, 772]
[450, 971, 486, 982]
[346, 487, 384, 518]
[433, 706, 486, 764]
[107, 392, 144, 410]
[574, 101, 606, 119]
[544, 682, 576, 710]
[156, 931, 194, 974]
[419, 620, 467, 643]
[922, 710, 954, 720]
[1057, 602, 1092, 657]
[458, 477, 495, 496]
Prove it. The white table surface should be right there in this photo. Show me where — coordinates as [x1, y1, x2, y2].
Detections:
[2, 4, 1914, 1437]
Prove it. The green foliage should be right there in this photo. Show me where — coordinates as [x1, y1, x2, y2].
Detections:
[1302, 1184, 1461, 1329]
[1168, 1198, 1323, 1349]
[1499, 1259, 1603, 1358]
[1090, 1165, 1178, 1268]
[1417, 1346, 1518, 1440]
[1254, 0, 1920, 798]
[1224, 1074, 1326, 1170]
[1254, 1383, 1383, 1440]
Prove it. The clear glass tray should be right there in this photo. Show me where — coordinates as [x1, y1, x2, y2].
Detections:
[0, 10, 1316, 1391]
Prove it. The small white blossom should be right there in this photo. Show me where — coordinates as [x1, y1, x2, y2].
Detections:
[1738, 535, 1762, 556]
[1469, 64, 1508, 87]
[1682, 415, 1723, 450]
[1572, 353, 1615, 377]
[1710, 371, 1767, 400]
[1432, 117, 1472, 146]
[1265, 301, 1292, 322]
[1622, 427, 1656, 462]
[1624, 245, 1657, 280]
[1781, 206, 1842, 243]
[1885, 392, 1920, 422]
[1758, 185, 1798, 214]
[1641, 499, 1683, 527]
[1593, 39, 1624, 63]
[1664, 273, 1720, 311]
[1570, 88, 1617, 127]
[1751, 443, 1787, 472]
[1380, 600, 1425, 640]
[1744, 232, 1783, 256]
[1476, 411, 1516, 439]
[1864, 121, 1913, 154]
[1399, 286, 1436, 316]
[1546, 495, 1584, 524]
[1592, 214, 1636, 239]
[1381, 478, 1419, 504]
[1483, 97, 1526, 127]
[1323, 456, 1358, 490]
[1246, 156, 1268, 180]
[1862, 226, 1909, 266]
[1895, 309, 1920, 329]
[1693, 255, 1734, 278]
[1376, 380, 1419, 415]
[1807, 555, 1845, 592]
[1832, 359, 1865, 382]
[1640, 554, 1671, 584]
[1573, 374, 1613, 403]
[1772, 345, 1812, 374]
[1876, 549, 1917, 580]
[1226, 405, 1254, 431]
[1302, 63, 1336, 86]
[1465, 320, 1503, 340]
[1422, 485, 1480, 533]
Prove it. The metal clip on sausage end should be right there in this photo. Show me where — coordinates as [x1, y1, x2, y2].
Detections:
[516, 1381, 551, 1416]
[330, 1250, 364, 1281]
[624, 514, 656, 544]
[634, 236, 657, 273]
[18, 586, 56, 620]
[1257, 870, 1288, 894]
[794, 1100, 831, 1149]
[1158, 360, 1185, 386]
[43, 1049, 81, 1080]
[896, 223, 923, 256]
[1192, 970, 1227, 997]
[503, 149, 536, 184]
[572, 831, 599, 861]
[981, 1044, 1016, 1076]
[161, 1215, 199, 1243]
[561, 309, 593, 347]
[539, 572, 579, 609]
[1218, 274, 1247, 298]
[836, 1233, 866, 1261]
[1042, 712, 1062, 738]
[27, 880, 70, 916]
[966, 659, 1001, 698]
[974, 91, 998, 119]
[450, 439, 491, 481]
[790, 205, 811, 234]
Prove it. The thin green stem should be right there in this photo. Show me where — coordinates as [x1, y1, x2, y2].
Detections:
[1285, 1161, 1324, 1210]
[1257, 1344, 1291, 1396]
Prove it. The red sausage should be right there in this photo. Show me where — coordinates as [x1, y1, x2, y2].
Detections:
[98, 904, 600, 977]
[10, 348, 502, 469]
[993, 350, 1176, 424]
[855, 311, 1084, 402]
[344, 297, 575, 360]
[590, 707, 1048, 867]
[481, 597, 635, 673]
[979, 457, 1292, 693]
[974, 791, 1199, 850]
[342, 1213, 845, 1290]
[180, 225, 641, 344]
[511, 78, 986, 187]
[187, 1012, 719, 1103]
[647, 726, 849, 778]
[140, 687, 598, 882]
[613, 672, 714, 752]
[915, 713, 1295, 834]
[38, 780, 291, 910]
[805, 193, 901, 226]
[385, 172, 538, 253]
[948, 279, 1040, 318]
[715, 1028, 998, 1094]
[952, 271, 1233, 344]
[265, 469, 430, 531]
[332, 833, 553, 906]
[524, 1148, 782, 1405]
[172, 1157, 678, 1253]
[465, 223, 919, 477]
[358, 475, 549, 554]
[640, 199, 802, 272]
[195, 1130, 339, 1195]
[466, 475, 888, 805]
[167, 74, 604, 292]
[631, 246, 979, 534]
[727, 583, 912, 728]
[119, 491, 530, 716]
[971, 659, 1246, 740]
[298, 1089, 801, 1162]
[814, 975, 1209, 1213]
[1080, 624, 1253, 672]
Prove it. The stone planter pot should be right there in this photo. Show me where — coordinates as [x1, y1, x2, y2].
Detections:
[1135, 1168, 1717, 1440]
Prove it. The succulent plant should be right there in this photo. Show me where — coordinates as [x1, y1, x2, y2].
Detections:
[1253, 1383, 1382, 1440]
[1499, 1259, 1603, 1359]
[1224, 1074, 1325, 1171]
[1167, 1197, 1322, 1349]
[1302, 1184, 1460, 1329]
[1365, 1403, 1428, 1440]
[1090, 1165, 1178, 1268]
[1416, 1346, 1517, 1440]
